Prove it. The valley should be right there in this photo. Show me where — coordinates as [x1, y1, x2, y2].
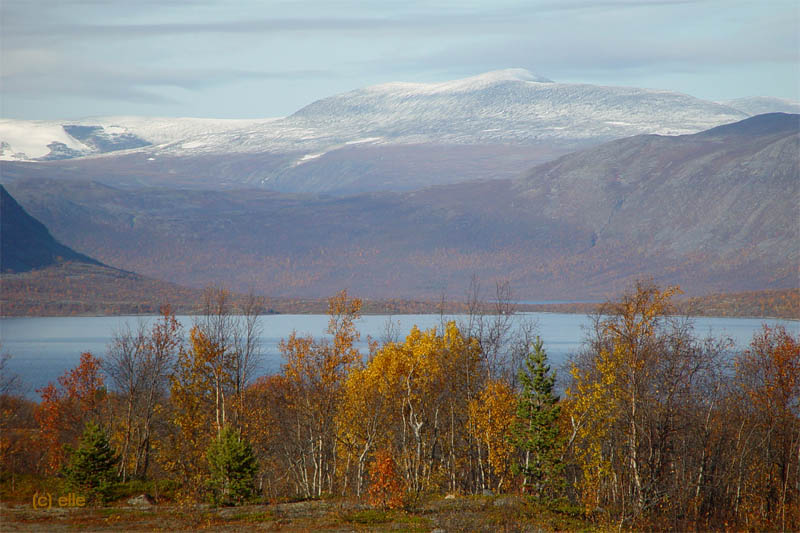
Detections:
[3, 113, 797, 302]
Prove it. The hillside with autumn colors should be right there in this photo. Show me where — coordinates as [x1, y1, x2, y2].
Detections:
[4, 114, 798, 302]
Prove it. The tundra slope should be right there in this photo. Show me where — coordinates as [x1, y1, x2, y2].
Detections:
[5, 114, 797, 299]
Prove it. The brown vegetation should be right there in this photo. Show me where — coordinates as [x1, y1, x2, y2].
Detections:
[3, 261, 797, 318]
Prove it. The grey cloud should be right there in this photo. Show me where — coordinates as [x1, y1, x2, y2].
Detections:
[2, 61, 332, 104]
[374, 7, 798, 81]
[3, 0, 720, 43]
[6, 17, 473, 45]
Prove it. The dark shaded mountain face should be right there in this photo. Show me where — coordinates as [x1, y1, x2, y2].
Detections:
[0, 185, 102, 273]
[4, 114, 798, 299]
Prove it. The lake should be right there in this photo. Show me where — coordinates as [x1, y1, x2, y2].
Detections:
[1, 313, 797, 398]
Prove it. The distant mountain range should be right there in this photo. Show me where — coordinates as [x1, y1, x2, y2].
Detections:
[3, 70, 796, 195]
[5, 113, 797, 300]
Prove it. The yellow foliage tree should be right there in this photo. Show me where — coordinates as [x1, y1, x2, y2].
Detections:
[281, 290, 364, 498]
[340, 321, 481, 494]
[158, 326, 216, 501]
[468, 379, 516, 491]
[337, 362, 388, 497]
[565, 281, 683, 517]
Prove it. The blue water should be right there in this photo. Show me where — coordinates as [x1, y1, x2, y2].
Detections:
[1, 313, 796, 398]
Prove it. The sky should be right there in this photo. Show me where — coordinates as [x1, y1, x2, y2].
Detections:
[2, 0, 798, 120]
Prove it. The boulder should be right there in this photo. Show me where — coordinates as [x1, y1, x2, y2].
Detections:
[127, 494, 155, 507]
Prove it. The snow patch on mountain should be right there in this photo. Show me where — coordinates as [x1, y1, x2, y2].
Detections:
[0, 116, 279, 161]
[0, 120, 91, 160]
[86, 116, 280, 145]
[345, 137, 383, 145]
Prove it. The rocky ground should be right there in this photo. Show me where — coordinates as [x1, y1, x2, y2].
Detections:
[0, 495, 594, 532]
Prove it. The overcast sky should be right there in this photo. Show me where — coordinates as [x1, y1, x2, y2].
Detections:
[2, 0, 797, 120]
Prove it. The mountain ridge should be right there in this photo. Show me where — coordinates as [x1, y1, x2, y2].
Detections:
[5, 114, 797, 299]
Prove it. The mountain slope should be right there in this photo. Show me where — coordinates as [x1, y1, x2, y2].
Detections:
[514, 113, 799, 260]
[5, 114, 797, 299]
[0, 185, 103, 273]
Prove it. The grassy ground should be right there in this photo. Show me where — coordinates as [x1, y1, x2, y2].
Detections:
[1, 494, 602, 532]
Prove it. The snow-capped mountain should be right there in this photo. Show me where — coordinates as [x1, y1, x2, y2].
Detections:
[4, 70, 795, 163]
[2, 70, 797, 193]
[0, 117, 277, 161]
[142, 69, 753, 157]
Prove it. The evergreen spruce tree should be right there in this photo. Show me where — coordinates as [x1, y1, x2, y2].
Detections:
[206, 425, 259, 505]
[511, 336, 564, 500]
[62, 422, 119, 504]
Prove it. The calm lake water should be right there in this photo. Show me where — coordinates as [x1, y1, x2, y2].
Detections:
[1, 313, 797, 398]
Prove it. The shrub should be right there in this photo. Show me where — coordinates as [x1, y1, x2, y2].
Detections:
[368, 449, 404, 509]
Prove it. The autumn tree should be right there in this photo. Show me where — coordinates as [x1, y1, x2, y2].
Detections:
[734, 325, 799, 531]
[105, 307, 182, 481]
[136, 306, 182, 479]
[564, 281, 734, 528]
[35, 352, 107, 473]
[511, 337, 563, 500]
[196, 287, 236, 433]
[105, 321, 147, 482]
[468, 379, 517, 492]
[280, 290, 363, 498]
[456, 278, 539, 493]
[159, 326, 217, 501]
[343, 321, 482, 494]
[0, 352, 36, 492]
[337, 361, 387, 497]
[195, 286, 262, 433]
[230, 293, 263, 429]
[566, 282, 679, 517]
[0, 350, 21, 396]
[242, 374, 294, 499]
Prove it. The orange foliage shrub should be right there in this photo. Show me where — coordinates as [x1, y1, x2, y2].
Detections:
[368, 449, 404, 510]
